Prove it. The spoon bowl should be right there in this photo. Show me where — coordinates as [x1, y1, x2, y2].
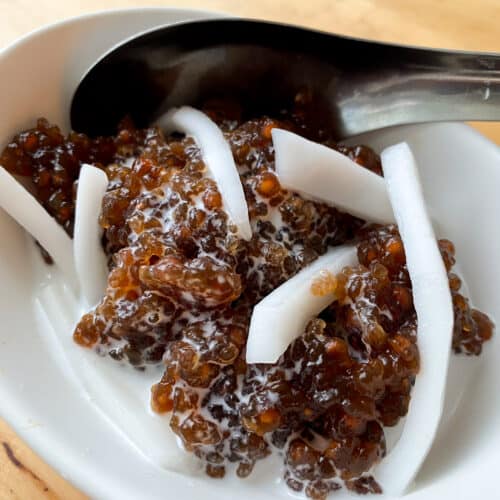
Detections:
[71, 18, 500, 139]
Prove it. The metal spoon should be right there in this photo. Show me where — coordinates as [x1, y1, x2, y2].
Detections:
[70, 18, 500, 139]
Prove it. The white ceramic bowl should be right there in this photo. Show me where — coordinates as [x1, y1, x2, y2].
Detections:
[0, 8, 499, 500]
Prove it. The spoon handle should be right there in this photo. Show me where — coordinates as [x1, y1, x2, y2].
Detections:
[335, 47, 500, 137]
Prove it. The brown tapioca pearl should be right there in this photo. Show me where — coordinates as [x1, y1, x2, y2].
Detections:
[286, 439, 321, 481]
[370, 262, 389, 282]
[226, 429, 270, 470]
[202, 189, 222, 210]
[188, 207, 206, 228]
[167, 341, 197, 369]
[212, 343, 240, 365]
[385, 238, 404, 261]
[50, 165, 71, 188]
[337, 266, 365, 297]
[34, 166, 52, 188]
[250, 201, 269, 219]
[150, 380, 174, 413]
[448, 272, 462, 292]
[314, 408, 367, 440]
[101, 188, 135, 226]
[205, 464, 225, 478]
[388, 334, 416, 360]
[336, 144, 383, 176]
[180, 363, 220, 388]
[353, 360, 385, 395]
[325, 338, 350, 363]
[20, 131, 40, 152]
[255, 171, 280, 198]
[236, 462, 254, 478]
[302, 408, 315, 419]
[134, 232, 172, 259]
[438, 238, 456, 271]
[473, 309, 494, 342]
[73, 313, 100, 348]
[116, 127, 134, 144]
[260, 119, 279, 140]
[177, 412, 222, 446]
[172, 386, 199, 414]
[311, 270, 338, 297]
[325, 434, 381, 479]
[242, 408, 282, 436]
[1, 144, 33, 175]
[363, 324, 388, 350]
[342, 394, 377, 421]
[317, 455, 337, 479]
[205, 451, 225, 465]
[452, 288, 494, 355]
[377, 389, 411, 426]
[392, 284, 413, 312]
[127, 213, 145, 234]
[233, 142, 252, 164]
[345, 476, 382, 495]
[357, 226, 409, 281]
[47, 190, 73, 224]
[139, 255, 242, 308]
[285, 475, 304, 493]
[338, 414, 368, 438]
[306, 479, 341, 500]
[228, 325, 247, 348]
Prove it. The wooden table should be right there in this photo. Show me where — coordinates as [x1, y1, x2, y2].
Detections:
[0, 1, 499, 498]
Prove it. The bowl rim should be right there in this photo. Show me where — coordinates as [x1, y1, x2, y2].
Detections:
[0, 5, 227, 58]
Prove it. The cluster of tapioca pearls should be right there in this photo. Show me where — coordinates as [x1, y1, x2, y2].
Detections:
[0, 118, 117, 234]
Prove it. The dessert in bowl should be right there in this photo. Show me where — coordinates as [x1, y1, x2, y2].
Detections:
[0, 7, 498, 500]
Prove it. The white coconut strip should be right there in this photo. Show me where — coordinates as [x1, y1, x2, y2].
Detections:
[158, 106, 252, 240]
[246, 245, 358, 364]
[74, 164, 109, 308]
[272, 129, 395, 224]
[375, 143, 454, 495]
[0, 166, 77, 287]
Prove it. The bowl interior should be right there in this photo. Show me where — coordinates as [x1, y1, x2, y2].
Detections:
[0, 8, 499, 500]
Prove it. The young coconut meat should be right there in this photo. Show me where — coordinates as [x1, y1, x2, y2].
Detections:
[158, 106, 252, 241]
[0, 166, 77, 288]
[272, 129, 395, 224]
[375, 142, 454, 495]
[73, 164, 109, 308]
[246, 245, 358, 364]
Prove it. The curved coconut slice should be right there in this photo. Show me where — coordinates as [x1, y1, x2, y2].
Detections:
[158, 106, 252, 241]
[272, 129, 395, 224]
[375, 142, 454, 495]
[0, 166, 77, 288]
[246, 245, 358, 364]
[74, 164, 109, 308]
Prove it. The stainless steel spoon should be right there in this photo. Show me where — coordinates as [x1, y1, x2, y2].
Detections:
[70, 18, 500, 139]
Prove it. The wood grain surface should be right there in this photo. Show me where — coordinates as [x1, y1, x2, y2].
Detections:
[1, 1, 499, 498]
